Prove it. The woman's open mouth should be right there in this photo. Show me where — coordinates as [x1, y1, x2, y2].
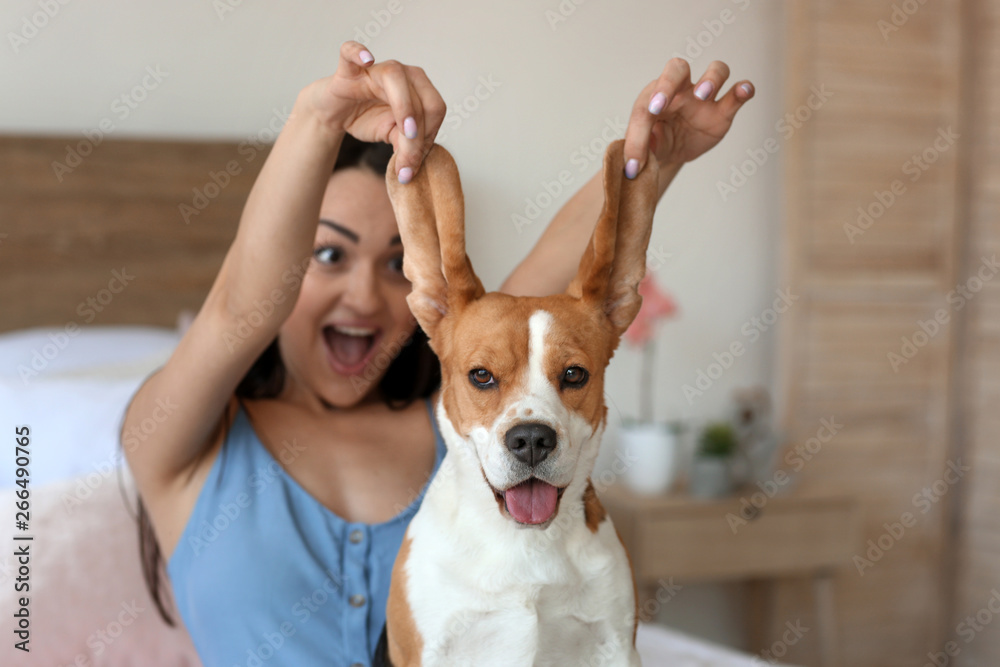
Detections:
[322, 324, 383, 376]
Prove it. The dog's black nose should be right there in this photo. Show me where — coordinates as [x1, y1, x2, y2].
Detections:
[504, 422, 557, 467]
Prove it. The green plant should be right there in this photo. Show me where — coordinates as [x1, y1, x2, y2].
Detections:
[698, 422, 737, 458]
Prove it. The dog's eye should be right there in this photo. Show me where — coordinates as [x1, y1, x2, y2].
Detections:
[469, 368, 496, 388]
[562, 366, 589, 388]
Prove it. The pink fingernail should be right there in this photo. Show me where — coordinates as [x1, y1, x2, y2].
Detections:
[359, 50, 374, 64]
[398, 167, 413, 184]
[694, 80, 714, 100]
[648, 92, 666, 115]
[740, 83, 754, 96]
[404, 116, 418, 140]
[625, 159, 639, 180]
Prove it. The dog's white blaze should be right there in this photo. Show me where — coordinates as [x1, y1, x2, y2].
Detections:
[527, 309, 553, 396]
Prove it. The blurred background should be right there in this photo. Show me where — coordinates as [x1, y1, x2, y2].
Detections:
[1, 1, 996, 666]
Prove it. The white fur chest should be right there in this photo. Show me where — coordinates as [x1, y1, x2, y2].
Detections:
[400, 449, 640, 667]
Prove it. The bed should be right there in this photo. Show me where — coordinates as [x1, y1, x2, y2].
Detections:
[0, 136, 793, 666]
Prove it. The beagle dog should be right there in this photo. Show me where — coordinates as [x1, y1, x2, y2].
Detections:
[375, 139, 657, 667]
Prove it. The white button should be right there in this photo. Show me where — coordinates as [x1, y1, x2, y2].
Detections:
[349, 594, 366, 607]
[349, 529, 363, 544]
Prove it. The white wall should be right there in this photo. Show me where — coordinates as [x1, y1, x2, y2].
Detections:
[2, 0, 785, 650]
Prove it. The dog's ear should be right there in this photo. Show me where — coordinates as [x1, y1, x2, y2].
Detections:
[386, 145, 485, 344]
[567, 138, 659, 337]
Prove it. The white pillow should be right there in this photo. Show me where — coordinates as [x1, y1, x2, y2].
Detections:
[0, 375, 151, 488]
[0, 325, 179, 382]
[636, 622, 800, 666]
[0, 326, 180, 488]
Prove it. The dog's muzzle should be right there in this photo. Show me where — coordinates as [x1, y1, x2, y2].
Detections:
[494, 422, 564, 526]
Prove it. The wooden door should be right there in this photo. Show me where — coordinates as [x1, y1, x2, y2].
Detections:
[952, 0, 1000, 664]
[779, 1, 965, 664]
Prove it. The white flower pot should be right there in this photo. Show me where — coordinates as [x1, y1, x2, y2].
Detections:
[619, 423, 678, 496]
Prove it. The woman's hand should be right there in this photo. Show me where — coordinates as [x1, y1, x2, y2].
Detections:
[298, 41, 446, 183]
[623, 58, 754, 179]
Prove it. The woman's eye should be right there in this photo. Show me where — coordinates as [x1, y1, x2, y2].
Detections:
[562, 366, 589, 388]
[469, 368, 496, 388]
[314, 246, 344, 265]
[387, 255, 404, 274]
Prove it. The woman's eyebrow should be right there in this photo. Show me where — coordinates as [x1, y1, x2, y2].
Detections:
[319, 219, 359, 243]
[320, 219, 401, 247]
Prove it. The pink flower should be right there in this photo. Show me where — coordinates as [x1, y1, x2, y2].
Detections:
[624, 273, 677, 347]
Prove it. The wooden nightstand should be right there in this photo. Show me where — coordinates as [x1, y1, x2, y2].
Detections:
[601, 484, 862, 667]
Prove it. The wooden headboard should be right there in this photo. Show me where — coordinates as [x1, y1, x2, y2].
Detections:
[0, 136, 269, 332]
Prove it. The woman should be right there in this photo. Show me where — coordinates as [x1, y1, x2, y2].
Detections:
[122, 41, 754, 666]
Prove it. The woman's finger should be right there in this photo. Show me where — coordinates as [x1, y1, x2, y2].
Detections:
[716, 80, 755, 122]
[336, 40, 375, 79]
[370, 59, 425, 183]
[408, 66, 447, 149]
[691, 60, 731, 103]
[623, 58, 692, 179]
[404, 76, 427, 162]
[397, 77, 427, 182]
[621, 80, 657, 179]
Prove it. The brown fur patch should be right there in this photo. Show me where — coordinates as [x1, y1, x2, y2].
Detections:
[439, 293, 613, 442]
[582, 479, 607, 533]
[386, 145, 484, 343]
[566, 138, 659, 336]
[387, 537, 423, 666]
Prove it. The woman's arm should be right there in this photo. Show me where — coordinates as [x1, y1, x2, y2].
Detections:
[123, 94, 342, 495]
[500, 160, 682, 297]
[122, 42, 444, 552]
[500, 58, 754, 297]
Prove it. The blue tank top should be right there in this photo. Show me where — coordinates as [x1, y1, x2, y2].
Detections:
[167, 398, 446, 667]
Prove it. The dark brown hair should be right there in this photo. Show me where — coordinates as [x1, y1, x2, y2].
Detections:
[135, 135, 441, 625]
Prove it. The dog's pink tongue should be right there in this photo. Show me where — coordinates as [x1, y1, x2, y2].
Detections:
[504, 479, 559, 524]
